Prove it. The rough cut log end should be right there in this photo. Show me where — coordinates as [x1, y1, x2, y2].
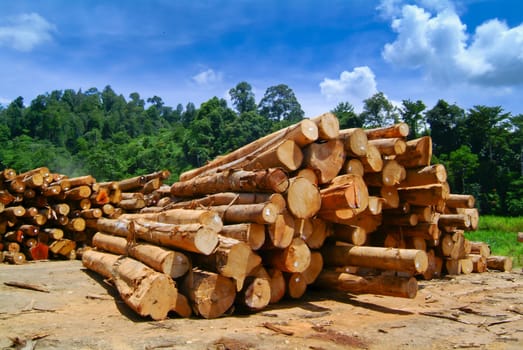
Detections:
[194, 227, 220, 255]
[241, 277, 271, 310]
[286, 177, 321, 219]
[312, 112, 340, 140]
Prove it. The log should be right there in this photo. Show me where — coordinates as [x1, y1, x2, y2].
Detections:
[368, 196, 385, 215]
[314, 270, 417, 299]
[267, 268, 286, 304]
[383, 213, 418, 226]
[341, 158, 365, 177]
[182, 269, 236, 319]
[0, 190, 16, 205]
[368, 138, 406, 156]
[237, 276, 271, 310]
[338, 128, 368, 157]
[264, 237, 311, 273]
[305, 218, 332, 249]
[96, 218, 219, 255]
[438, 214, 471, 230]
[311, 112, 340, 140]
[394, 136, 432, 168]
[446, 194, 475, 209]
[421, 250, 443, 280]
[3, 251, 26, 264]
[49, 239, 76, 258]
[378, 186, 400, 209]
[360, 144, 383, 173]
[285, 272, 307, 299]
[321, 245, 428, 274]
[212, 203, 279, 225]
[302, 139, 346, 184]
[193, 236, 262, 291]
[285, 176, 321, 219]
[121, 208, 223, 232]
[455, 208, 479, 230]
[364, 160, 406, 187]
[266, 210, 295, 249]
[294, 218, 313, 241]
[63, 185, 92, 200]
[243, 139, 303, 172]
[82, 250, 179, 320]
[470, 241, 491, 258]
[469, 254, 487, 273]
[118, 198, 146, 211]
[220, 223, 265, 250]
[28, 242, 49, 260]
[398, 183, 450, 206]
[400, 164, 447, 188]
[301, 251, 323, 284]
[332, 224, 367, 246]
[318, 174, 369, 222]
[487, 256, 512, 272]
[180, 119, 318, 182]
[167, 192, 286, 213]
[364, 123, 409, 140]
[171, 168, 289, 197]
[92, 232, 190, 278]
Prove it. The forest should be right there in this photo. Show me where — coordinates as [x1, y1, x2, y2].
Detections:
[0, 82, 522, 216]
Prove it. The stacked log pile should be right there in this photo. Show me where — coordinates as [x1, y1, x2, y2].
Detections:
[1, 113, 514, 320]
[0, 168, 171, 264]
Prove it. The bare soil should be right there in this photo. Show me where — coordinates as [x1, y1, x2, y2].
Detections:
[1, 260, 523, 350]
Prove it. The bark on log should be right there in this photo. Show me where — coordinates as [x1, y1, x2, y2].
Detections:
[92, 232, 190, 278]
[213, 203, 279, 225]
[121, 208, 223, 232]
[182, 269, 236, 319]
[318, 174, 369, 222]
[364, 123, 410, 140]
[267, 268, 286, 304]
[438, 214, 471, 230]
[82, 250, 179, 320]
[302, 139, 346, 184]
[285, 176, 321, 219]
[446, 194, 475, 209]
[469, 254, 487, 273]
[321, 244, 428, 274]
[487, 255, 512, 272]
[398, 183, 450, 206]
[171, 168, 289, 197]
[96, 218, 219, 255]
[332, 224, 367, 246]
[314, 270, 418, 299]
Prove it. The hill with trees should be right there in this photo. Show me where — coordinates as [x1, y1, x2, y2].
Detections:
[0, 82, 522, 215]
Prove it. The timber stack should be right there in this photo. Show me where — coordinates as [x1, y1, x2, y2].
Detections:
[0, 112, 513, 320]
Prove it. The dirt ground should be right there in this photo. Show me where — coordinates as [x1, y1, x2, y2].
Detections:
[1, 261, 523, 350]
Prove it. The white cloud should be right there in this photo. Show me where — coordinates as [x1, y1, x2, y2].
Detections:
[319, 66, 378, 103]
[192, 68, 223, 86]
[0, 13, 55, 51]
[381, 1, 523, 87]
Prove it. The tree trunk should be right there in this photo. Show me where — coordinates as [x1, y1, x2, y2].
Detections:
[82, 250, 179, 320]
[321, 244, 428, 274]
[314, 270, 418, 299]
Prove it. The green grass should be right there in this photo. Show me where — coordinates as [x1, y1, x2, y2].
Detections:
[464, 215, 523, 267]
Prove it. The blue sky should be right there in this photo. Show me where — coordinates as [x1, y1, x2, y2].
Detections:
[1, 0, 522, 117]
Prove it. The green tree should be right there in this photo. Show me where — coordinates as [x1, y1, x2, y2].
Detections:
[258, 84, 304, 124]
[331, 102, 363, 128]
[400, 99, 426, 139]
[229, 81, 256, 114]
[425, 99, 465, 155]
[360, 92, 399, 128]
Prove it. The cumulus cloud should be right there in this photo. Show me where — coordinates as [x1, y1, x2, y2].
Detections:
[380, 0, 523, 87]
[319, 66, 378, 103]
[192, 68, 223, 86]
[0, 13, 55, 51]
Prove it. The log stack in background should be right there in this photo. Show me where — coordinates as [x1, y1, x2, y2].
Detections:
[0, 112, 514, 320]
